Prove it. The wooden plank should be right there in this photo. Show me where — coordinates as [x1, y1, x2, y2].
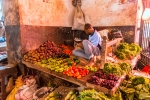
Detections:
[106, 38, 122, 47]
[22, 61, 94, 88]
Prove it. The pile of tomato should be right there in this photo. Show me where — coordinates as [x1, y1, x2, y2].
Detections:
[61, 44, 74, 55]
[63, 66, 89, 79]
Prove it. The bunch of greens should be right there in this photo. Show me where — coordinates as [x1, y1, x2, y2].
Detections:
[118, 62, 132, 74]
[76, 89, 110, 100]
[119, 75, 150, 100]
[109, 91, 123, 100]
[103, 62, 131, 76]
[115, 43, 142, 59]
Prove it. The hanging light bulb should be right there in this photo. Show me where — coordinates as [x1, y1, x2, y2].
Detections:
[142, 8, 150, 21]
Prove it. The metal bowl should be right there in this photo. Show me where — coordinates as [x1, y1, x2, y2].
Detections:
[64, 39, 74, 46]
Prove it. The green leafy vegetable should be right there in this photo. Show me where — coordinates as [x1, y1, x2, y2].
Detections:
[132, 76, 145, 86]
[115, 42, 142, 59]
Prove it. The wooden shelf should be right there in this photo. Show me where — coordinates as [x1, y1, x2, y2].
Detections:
[22, 61, 94, 87]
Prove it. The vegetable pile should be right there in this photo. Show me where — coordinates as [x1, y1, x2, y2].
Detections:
[76, 89, 110, 100]
[115, 42, 141, 59]
[103, 62, 132, 76]
[35, 57, 79, 73]
[87, 70, 120, 89]
[120, 75, 150, 100]
[85, 65, 98, 72]
[23, 40, 74, 64]
[63, 66, 89, 79]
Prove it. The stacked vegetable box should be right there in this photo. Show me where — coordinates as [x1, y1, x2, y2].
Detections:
[86, 62, 132, 95]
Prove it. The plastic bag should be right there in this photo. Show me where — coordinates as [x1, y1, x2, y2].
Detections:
[72, 3, 85, 31]
[15, 78, 37, 100]
[6, 76, 24, 100]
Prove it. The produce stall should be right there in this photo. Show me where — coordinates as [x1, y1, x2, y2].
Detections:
[22, 34, 141, 97]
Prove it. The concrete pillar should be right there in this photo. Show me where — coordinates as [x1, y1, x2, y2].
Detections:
[2, 0, 24, 74]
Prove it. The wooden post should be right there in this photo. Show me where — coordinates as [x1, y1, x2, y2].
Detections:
[100, 36, 107, 69]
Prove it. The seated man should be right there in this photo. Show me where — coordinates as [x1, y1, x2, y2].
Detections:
[72, 23, 102, 66]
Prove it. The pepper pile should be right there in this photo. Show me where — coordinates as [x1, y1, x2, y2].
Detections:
[63, 66, 89, 79]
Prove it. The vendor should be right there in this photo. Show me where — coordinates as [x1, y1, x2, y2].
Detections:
[72, 23, 102, 66]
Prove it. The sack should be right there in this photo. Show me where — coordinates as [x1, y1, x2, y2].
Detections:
[15, 78, 37, 100]
[23, 68, 40, 86]
[108, 29, 123, 40]
[72, 3, 85, 30]
[6, 76, 24, 100]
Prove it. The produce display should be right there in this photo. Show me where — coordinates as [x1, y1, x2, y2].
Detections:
[21, 39, 146, 100]
[85, 65, 98, 72]
[100, 79, 116, 89]
[76, 89, 110, 100]
[87, 70, 119, 89]
[115, 42, 141, 59]
[23, 40, 73, 64]
[64, 89, 79, 100]
[119, 75, 150, 100]
[86, 62, 131, 90]
[60, 44, 74, 56]
[35, 57, 79, 73]
[45, 91, 62, 100]
[42, 74, 150, 100]
[87, 76, 101, 85]
[95, 70, 119, 81]
[103, 62, 132, 76]
[63, 66, 89, 79]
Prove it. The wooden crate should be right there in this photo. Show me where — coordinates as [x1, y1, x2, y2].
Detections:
[86, 75, 126, 96]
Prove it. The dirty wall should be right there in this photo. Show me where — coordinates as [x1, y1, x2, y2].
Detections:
[17, 0, 142, 53]
[18, 0, 137, 26]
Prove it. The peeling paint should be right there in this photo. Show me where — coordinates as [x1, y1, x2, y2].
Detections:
[3, 0, 20, 26]
[18, 0, 138, 26]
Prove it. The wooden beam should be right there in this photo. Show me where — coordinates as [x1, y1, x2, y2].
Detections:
[22, 61, 95, 87]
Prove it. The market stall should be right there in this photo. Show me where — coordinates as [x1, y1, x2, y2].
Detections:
[21, 33, 141, 95]
[2, 0, 148, 99]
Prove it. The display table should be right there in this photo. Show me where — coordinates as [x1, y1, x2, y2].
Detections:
[22, 61, 94, 87]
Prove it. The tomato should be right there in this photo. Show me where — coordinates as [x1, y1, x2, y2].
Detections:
[73, 69, 78, 73]
[77, 75, 82, 79]
[68, 67, 72, 71]
[72, 66, 76, 70]
[63, 71, 66, 75]
[70, 70, 74, 74]
[81, 73, 86, 77]
[74, 72, 80, 77]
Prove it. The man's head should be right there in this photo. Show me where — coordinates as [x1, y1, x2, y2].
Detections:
[84, 23, 94, 35]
